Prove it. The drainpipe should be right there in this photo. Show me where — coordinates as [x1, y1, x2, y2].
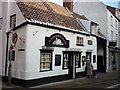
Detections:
[4, 0, 11, 77]
[5, 30, 13, 77]
[4, 32, 9, 77]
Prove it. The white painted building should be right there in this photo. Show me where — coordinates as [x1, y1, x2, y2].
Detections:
[0, 0, 2, 76]
[1, 0, 98, 86]
[74, 0, 120, 72]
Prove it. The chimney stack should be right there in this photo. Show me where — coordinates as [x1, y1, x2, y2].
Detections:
[63, 0, 73, 12]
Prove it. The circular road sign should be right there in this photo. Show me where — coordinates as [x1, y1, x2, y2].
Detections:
[12, 33, 18, 44]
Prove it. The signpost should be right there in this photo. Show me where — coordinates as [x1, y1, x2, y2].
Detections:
[12, 32, 18, 44]
[8, 44, 14, 86]
[8, 32, 18, 86]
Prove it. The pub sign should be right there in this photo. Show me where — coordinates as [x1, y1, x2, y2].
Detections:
[45, 33, 69, 48]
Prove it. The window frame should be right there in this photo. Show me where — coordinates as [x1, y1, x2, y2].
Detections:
[0, 17, 3, 30]
[10, 14, 16, 29]
[86, 52, 92, 63]
[63, 52, 81, 69]
[63, 52, 69, 69]
[55, 54, 61, 66]
[88, 40, 93, 45]
[40, 50, 53, 72]
[115, 20, 117, 30]
[111, 16, 113, 27]
[93, 55, 96, 63]
[75, 53, 81, 68]
[76, 36, 84, 46]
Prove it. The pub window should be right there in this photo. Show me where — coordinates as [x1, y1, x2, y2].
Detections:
[55, 54, 61, 66]
[40, 50, 52, 71]
[82, 56, 85, 66]
[0, 17, 3, 30]
[88, 40, 92, 45]
[63, 53, 69, 69]
[10, 14, 16, 29]
[93, 55, 96, 63]
[86, 52, 91, 63]
[76, 36, 84, 46]
[75, 53, 81, 68]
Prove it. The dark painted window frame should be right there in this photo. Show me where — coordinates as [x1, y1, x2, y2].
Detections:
[75, 53, 81, 68]
[62, 52, 81, 70]
[62, 52, 69, 70]
[0, 17, 3, 30]
[10, 14, 16, 29]
[39, 49, 53, 72]
[76, 36, 84, 46]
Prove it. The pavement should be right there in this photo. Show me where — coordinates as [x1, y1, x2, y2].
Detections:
[1, 70, 120, 89]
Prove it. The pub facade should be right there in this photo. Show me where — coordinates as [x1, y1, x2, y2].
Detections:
[1, 0, 97, 86]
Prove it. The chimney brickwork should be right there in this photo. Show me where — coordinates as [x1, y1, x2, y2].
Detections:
[63, 0, 73, 12]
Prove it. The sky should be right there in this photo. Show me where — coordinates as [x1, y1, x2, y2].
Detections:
[48, 0, 120, 9]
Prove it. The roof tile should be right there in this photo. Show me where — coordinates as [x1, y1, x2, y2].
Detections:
[16, 0, 84, 31]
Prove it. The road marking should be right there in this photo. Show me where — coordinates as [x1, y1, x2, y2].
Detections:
[106, 84, 120, 88]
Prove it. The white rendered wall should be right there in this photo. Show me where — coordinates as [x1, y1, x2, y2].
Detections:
[107, 10, 119, 44]
[1, 1, 25, 76]
[21, 24, 97, 80]
[74, 0, 107, 37]
[8, 25, 27, 79]
[0, 0, 2, 75]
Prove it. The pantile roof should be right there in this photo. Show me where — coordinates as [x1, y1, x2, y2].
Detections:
[16, 0, 85, 31]
[72, 12, 88, 20]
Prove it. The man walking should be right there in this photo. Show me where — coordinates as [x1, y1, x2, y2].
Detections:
[86, 60, 93, 78]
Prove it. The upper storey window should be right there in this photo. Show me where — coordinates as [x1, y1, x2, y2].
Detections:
[111, 16, 113, 26]
[76, 36, 84, 46]
[0, 17, 3, 30]
[10, 14, 16, 29]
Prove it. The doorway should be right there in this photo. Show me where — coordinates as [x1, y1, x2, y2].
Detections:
[63, 51, 81, 79]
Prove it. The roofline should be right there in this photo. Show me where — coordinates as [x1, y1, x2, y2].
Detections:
[7, 21, 91, 36]
[98, 1, 120, 21]
[91, 34, 106, 40]
[107, 9, 120, 22]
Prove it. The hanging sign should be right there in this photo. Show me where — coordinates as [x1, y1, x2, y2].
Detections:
[12, 32, 18, 44]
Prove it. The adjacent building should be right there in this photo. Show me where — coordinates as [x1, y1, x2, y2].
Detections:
[74, 0, 120, 72]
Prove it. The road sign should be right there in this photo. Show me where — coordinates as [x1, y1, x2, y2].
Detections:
[12, 33, 18, 44]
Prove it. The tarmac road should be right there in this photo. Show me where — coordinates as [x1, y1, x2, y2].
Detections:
[30, 70, 119, 89]
[70, 79, 119, 88]
[1, 70, 119, 89]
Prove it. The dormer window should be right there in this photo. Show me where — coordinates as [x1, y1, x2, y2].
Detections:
[0, 17, 3, 30]
[90, 22, 98, 34]
[10, 14, 16, 29]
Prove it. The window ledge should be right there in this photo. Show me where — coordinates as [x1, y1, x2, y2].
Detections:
[40, 69, 53, 72]
[76, 44, 84, 46]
